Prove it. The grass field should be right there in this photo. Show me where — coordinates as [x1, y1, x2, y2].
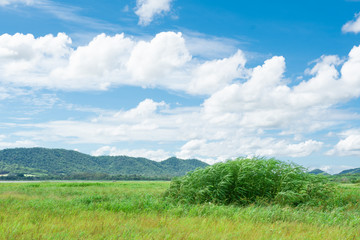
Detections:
[0, 181, 359, 239]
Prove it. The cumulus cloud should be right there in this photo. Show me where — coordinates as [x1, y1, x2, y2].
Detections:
[127, 32, 191, 88]
[327, 130, 360, 156]
[255, 139, 323, 158]
[4, 31, 360, 162]
[91, 146, 171, 161]
[51, 33, 134, 90]
[188, 50, 247, 95]
[203, 46, 360, 132]
[342, 12, 360, 33]
[13, 96, 327, 163]
[176, 138, 323, 163]
[0, 32, 72, 88]
[121, 99, 167, 119]
[0, 31, 250, 94]
[135, 0, 173, 26]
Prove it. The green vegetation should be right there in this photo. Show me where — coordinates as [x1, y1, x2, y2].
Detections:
[328, 173, 360, 184]
[0, 181, 359, 239]
[165, 157, 335, 206]
[0, 148, 208, 179]
[338, 167, 360, 175]
[1, 155, 359, 238]
[308, 168, 329, 175]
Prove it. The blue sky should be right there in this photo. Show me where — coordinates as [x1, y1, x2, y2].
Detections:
[1, 0, 360, 173]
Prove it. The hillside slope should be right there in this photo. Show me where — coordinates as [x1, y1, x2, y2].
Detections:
[337, 168, 360, 175]
[0, 148, 208, 177]
[309, 169, 329, 175]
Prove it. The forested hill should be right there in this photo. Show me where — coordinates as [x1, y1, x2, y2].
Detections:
[0, 148, 208, 178]
[308, 169, 329, 175]
[337, 168, 360, 175]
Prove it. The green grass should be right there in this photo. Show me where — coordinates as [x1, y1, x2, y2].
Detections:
[165, 158, 336, 207]
[0, 181, 359, 239]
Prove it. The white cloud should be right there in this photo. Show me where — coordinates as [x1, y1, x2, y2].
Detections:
[135, 0, 173, 26]
[0, 135, 36, 149]
[127, 32, 191, 87]
[0, 85, 33, 101]
[0, 31, 250, 94]
[91, 146, 171, 161]
[327, 130, 360, 156]
[255, 139, 323, 158]
[188, 50, 247, 95]
[0, 32, 72, 88]
[342, 12, 360, 33]
[176, 138, 323, 163]
[0, 140, 36, 149]
[12, 93, 327, 163]
[176, 139, 207, 159]
[184, 32, 243, 59]
[51, 33, 134, 90]
[121, 99, 167, 119]
[0, 0, 35, 6]
[3, 32, 360, 162]
[203, 46, 360, 132]
[308, 165, 355, 175]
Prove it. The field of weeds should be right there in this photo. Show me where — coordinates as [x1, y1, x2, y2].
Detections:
[0, 181, 359, 240]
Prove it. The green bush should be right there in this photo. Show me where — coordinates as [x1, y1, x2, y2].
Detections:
[165, 157, 336, 206]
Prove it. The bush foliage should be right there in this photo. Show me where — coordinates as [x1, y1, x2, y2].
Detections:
[165, 157, 336, 206]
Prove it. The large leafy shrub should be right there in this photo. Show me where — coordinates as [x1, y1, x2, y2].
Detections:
[165, 157, 335, 206]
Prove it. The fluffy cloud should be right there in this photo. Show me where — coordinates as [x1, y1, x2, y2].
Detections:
[0, 33, 72, 88]
[0, 135, 36, 149]
[13, 95, 326, 164]
[203, 46, 360, 133]
[4, 31, 360, 162]
[254, 139, 323, 158]
[91, 146, 171, 161]
[135, 0, 173, 26]
[176, 138, 323, 163]
[188, 50, 247, 95]
[0, 31, 249, 94]
[127, 32, 191, 88]
[327, 130, 360, 156]
[342, 12, 360, 33]
[51, 33, 134, 90]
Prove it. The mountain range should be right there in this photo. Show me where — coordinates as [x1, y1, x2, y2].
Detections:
[309, 168, 360, 175]
[337, 168, 360, 175]
[0, 147, 208, 178]
[1, 147, 359, 179]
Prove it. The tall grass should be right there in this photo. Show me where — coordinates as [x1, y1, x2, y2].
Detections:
[0, 181, 359, 239]
[165, 157, 335, 206]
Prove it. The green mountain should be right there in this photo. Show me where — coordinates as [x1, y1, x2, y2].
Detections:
[308, 169, 329, 175]
[0, 147, 208, 178]
[337, 168, 360, 175]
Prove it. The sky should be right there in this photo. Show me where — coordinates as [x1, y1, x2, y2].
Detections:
[0, 0, 360, 173]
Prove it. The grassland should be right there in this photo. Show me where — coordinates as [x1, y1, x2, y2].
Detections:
[0, 181, 359, 240]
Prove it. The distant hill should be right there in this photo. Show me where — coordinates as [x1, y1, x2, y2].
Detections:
[0, 148, 208, 178]
[309, 169, 329, 175]
[337, 168, 360, 175]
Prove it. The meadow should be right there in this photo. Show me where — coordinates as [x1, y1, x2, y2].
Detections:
[0, 181, 359, 240]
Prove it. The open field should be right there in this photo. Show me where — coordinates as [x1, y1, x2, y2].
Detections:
[0, 181, 359, 240]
